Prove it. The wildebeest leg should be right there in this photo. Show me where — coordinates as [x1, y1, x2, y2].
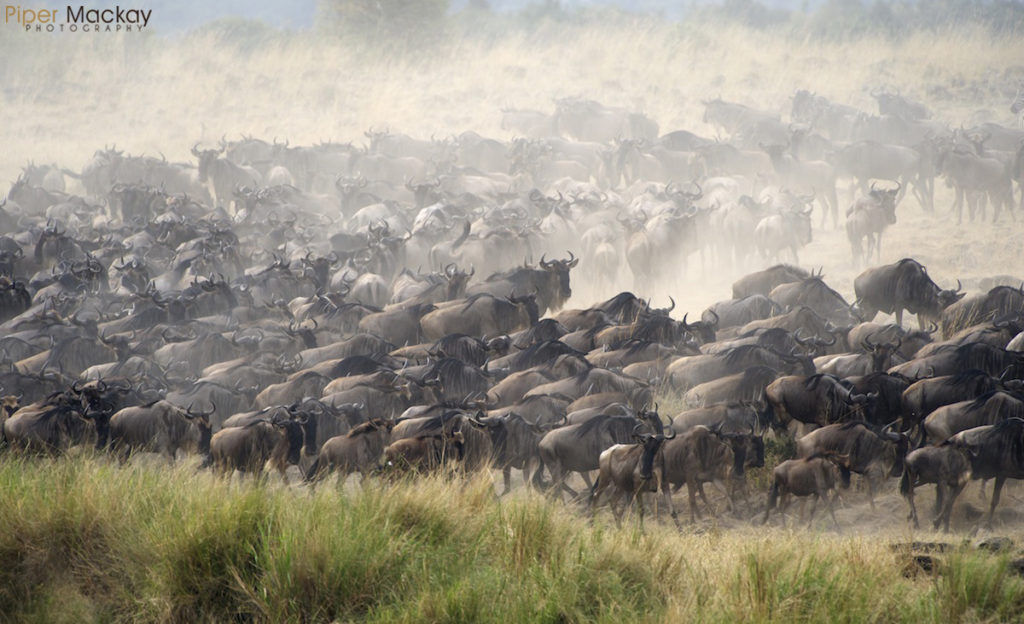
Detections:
[697, 481, 718, 516]
[777, 491, 791, 528]
[502, 466, 512, 496]
[580, 470, 595, 491]
[806, 494, 819, 527]
[826, 488, 840, 529]
[588, 475, 608, 518]
[931, 482, 945, 527]
[662, 481, 681, 529]
[940, 480, 967, 533]
[904, 477, 920, 528]
[985, 476, 1007, 528]
[686, 477, 702, 522]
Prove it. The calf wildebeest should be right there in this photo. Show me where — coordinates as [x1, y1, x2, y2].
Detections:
[662, 425, 765, 522]
[761, 455, 842, 528]
[589, 425, 680, 528]
[107, 401, 213, 463]
[853, 258, 964, 328]
[208, 416, 307, 482]
[845, 182, 900, 267]
[946, 417, 1024, 527]
[899, 444, 971, 532]
[382, 430, 465, 474]
[305, 418, 395, 487]
[796, 421, 909, 508]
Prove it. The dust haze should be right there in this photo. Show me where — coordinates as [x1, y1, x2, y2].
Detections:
[4, 4, 1024, 535]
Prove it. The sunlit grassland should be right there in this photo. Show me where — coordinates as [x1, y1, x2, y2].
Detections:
[1, 455, 1023, 622]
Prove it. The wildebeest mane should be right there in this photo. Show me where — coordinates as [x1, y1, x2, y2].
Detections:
[598, 291, 646, 323]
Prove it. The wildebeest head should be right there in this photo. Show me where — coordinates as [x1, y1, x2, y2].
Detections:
[275, 417, 305, 466]
[868, 181, 900, 225]
[861, 335, 901, 373]
[190, 143, 225, 183]
[538, 252, 579, 309]
[937, 279, 965, 310]
[632, 423, 675, 482]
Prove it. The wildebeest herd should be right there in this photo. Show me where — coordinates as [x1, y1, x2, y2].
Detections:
[3, 91, 1024, 533]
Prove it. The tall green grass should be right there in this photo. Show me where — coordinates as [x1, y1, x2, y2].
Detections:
[1, 455, 1023, 622]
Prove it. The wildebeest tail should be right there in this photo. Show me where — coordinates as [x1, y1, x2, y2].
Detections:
[838, 465, 852, 489]
[898, 467, 912, 497]
[303, 456, 322, 482]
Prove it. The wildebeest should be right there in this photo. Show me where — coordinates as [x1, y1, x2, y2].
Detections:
[796, 421, 909, 508]
[465, 411, 550, 495]
[305, 418, 395, 487]
[899, 444, 971, 532]
[754, 207, 813, 264]
[588, 425, 679, 528]
[2, 393, 93, 455]
[853, 258, 964, 328]
[732, 264, 810, 299]
[769, 274, 861, 328]
[945, 418, 1024, 527]
[764, 374, 874, 430]
[208, 415, 307, 482]
[922, 391, 1024, 444]
[940, 285, 1024, 339]
[420, 293, 538, 342]
[107, 401, 213, 463]
[761, 455, 842, 528]
[538, 411, 663, 500]
[845, 182, 900, 267]
[382, 430, 465, 474]
[888, 342, 1024, 379]
[661, 424, 765, 522]
[664, 344, 814, 393]
[671, 402, 768, 435]
[465, 254, 578, 316]
[901, 370, 1014, 437]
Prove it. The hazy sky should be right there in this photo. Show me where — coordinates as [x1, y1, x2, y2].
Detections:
[26, 0, 827, 33]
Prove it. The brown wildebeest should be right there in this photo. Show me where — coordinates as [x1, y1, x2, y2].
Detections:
[589, 425, 680, 529]
[208, 416, 306, 482]
[899, 444, 971, 532]
[762, 455, 843, 528]
[305, 418, 395, 487]
[107, 401, 213, 463]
